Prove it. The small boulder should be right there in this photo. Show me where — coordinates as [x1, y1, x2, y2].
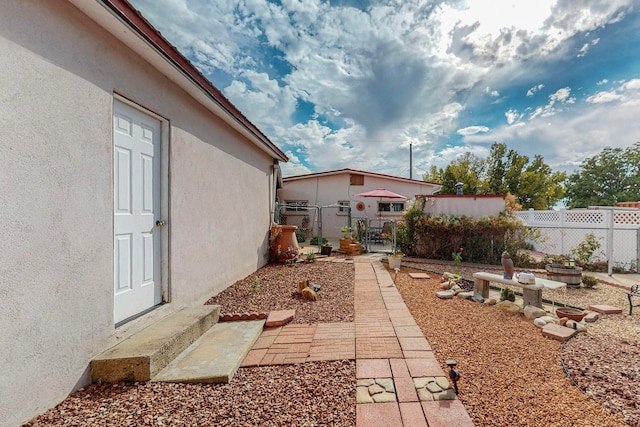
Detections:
[450, 284, 462, 294]
[471, 293, 485, 303]
[559, 317, 569, 326]
[436, 291, 454, 299]
[440, 282, 452, 290]
[524, 305, 547, 320]
[539, 316, 559, 325]
[484, 298, 497, 305]
[442, 272, 455, 280]
[496, 300, 521, 313]
[566, 320, 587, 332]
[457, 291, 474, 300]
[533, 318, 547, 328]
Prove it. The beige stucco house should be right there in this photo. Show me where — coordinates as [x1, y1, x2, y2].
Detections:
[280, 169, 441, 239]
[0, 1, 287, 425]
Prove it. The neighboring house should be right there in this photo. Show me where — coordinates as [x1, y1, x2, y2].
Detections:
[418, 194, 507, 217]
[280, 169, 440, 239]
[0, 1, 287, 425]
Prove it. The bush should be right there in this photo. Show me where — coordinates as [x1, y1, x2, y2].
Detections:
[295, 231, 306, 243]
[500, 287, 516, 302]
[397, 198, 532, 265]
[582, 274, 598, 289]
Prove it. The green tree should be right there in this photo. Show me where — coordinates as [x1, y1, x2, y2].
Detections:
[424, 142, 565, 209]
[438, 152, 487, 195]
[564, 143, 640, 208]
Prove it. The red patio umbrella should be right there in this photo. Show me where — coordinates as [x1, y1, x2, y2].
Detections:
[355, 188, 407, 199]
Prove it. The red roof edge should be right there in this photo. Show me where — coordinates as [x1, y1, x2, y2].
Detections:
[417, 194, 507, 199]
[99, 0, 287, 162]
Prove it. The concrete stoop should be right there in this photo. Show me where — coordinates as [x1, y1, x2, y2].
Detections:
[91, 306, 264, 384]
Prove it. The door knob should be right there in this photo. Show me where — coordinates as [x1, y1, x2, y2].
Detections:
[156, 220, 166, 227]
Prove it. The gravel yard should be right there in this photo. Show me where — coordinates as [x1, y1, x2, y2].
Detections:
[26, 257, 639, 426]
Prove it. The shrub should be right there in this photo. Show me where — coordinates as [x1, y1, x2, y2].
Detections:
[500, 287, 516, 302]
[582, 274, 598, 289]
[295, 231, 306, 243]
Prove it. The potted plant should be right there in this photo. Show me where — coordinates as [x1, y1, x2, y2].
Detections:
[341, 225, 353, 240]
[320, 241, 332, 256]
[387, 249, 404, 269]
[301, 214, 310, 229]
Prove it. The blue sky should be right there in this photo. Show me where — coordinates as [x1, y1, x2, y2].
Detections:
[128, 0, 640, 179]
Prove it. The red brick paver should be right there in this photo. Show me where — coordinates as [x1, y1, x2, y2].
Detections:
[356, 402, 402, 427]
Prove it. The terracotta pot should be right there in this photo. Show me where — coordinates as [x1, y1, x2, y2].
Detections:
[270, 225, 299, 262]
[555, 307, 586, 322]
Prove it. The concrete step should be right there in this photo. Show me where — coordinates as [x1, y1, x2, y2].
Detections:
[91, 305, 220, 382]
[152, 319, 265, 383]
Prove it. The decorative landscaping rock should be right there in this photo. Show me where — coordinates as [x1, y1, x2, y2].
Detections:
[484, 298, 497, 305]
[524, 305, 547, 320]
[436, 291, 455, 299]
[533, 318, 547, 328]
[450, 284, 462, 294]
[471, 293, 485, 303]
[457, 291, 474, 300]
[413, 377, 457, 402]
[559, 317, 569, 326]
[539, 315, 559, 325]
[442, 272, 456, 280]
[566, 320, 587, 332]
[440, 282, 452, 290]
[496, 300, 521, 313]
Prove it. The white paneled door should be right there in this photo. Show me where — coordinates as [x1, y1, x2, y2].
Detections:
[113, 100, 162, 324]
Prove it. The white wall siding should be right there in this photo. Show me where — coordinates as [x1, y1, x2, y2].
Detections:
[0, 1, 275, 425]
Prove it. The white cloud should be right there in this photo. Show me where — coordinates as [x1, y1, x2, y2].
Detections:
[505, 109, 523, 125]
[527, 84, 545, 97]
[577, 37, 599, 58]
[586, 78, 640, 104]
[596, 79, 609, 85]
[457, 126, 490, 136]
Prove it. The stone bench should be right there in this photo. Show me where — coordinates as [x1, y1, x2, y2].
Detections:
[473, 272, 567, 308]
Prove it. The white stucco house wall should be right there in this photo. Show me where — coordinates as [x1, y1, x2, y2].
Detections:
[0, 1, 287, 425]
[280, 169, 441, 239]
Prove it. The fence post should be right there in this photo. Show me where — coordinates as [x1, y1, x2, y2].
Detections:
[607, 210, 614, 276]
[637, 228, 640, 273]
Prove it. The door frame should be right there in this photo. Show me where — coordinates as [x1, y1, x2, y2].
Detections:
[113, 93, 171, 316]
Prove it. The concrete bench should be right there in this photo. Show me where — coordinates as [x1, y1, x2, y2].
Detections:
[473, 272, 567, 308]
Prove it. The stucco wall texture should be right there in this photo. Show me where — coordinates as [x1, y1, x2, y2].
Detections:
[0, 1, 277, 425]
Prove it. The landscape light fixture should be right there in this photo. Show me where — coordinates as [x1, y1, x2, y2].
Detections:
[564, 258, 576, 268]
[446, 359, 460, 395]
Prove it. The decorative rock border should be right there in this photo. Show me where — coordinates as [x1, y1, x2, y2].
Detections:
[356, 376, 457, 404]
[218, 312, 269, 322]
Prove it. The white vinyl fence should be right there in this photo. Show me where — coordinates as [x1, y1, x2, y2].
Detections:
[514, 208, 640, 274]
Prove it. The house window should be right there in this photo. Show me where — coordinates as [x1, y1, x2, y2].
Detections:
[285, 200, 308, 212]
[378, 202, 405, 212]
[337, 200, 350, 215]
[350, 174, 364, 185]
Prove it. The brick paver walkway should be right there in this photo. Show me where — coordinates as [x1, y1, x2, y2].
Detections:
[241, 255, 474, 426]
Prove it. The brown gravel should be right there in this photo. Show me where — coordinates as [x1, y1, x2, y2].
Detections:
[206, 261, 355, 324]
[25, 260, 356, 427]
[24, 258, 639, 426]
[394, 261, 638, 427]
[25, 360, 355, 426]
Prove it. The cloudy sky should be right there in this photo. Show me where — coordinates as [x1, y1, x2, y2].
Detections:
[128, 0, 640, 179]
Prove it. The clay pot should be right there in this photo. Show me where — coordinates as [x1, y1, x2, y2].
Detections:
[501, 251, 515, 279]
[555, 307, 586, 322]
[270, 224, 299, 262]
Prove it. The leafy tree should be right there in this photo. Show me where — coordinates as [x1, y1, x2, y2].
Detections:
[426, 142, 564, 209]
[564, 143, 640, 208]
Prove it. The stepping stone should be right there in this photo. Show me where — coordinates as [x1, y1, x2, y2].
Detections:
[584, 312, 600, 323]
[265, 309, 295, 327]
[409, 272, 431, 279]
[588, 305, 622, 314]
[541, 323, 577, 342]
